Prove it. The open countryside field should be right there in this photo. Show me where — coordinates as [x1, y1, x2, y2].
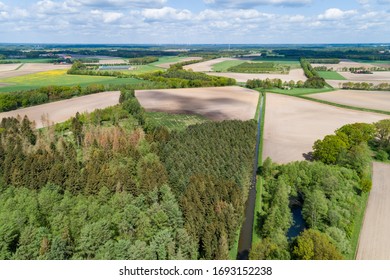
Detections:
[0, 69, 141, 92]
[184, 57, 241, 72]
[263, 93, 388, 163]
[0, 63, 70, 79]
[312, 60, 378, 71]
[311, 90, 390, 112]
[155, 56, 202, 68]
[208, 69, 307, 83]
[136, 86, 259, 121]
[0, 63, 23, 72]
[317, 71, 346, 80]
[0, 91, 120, 128]
[356, 162, 390, 260]
[338, 71, 390, 81]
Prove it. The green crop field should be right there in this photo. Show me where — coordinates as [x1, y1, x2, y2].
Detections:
[212, 60, 244, 72]
[251, 57, 301, 68]
[268, 87, 335, 95]
[150, 56, 184, 66]
[145, 111, 208, 131]
[0, 69, 144, 92]
[318, 71, 347, 80]
[228, 62, 290, 74]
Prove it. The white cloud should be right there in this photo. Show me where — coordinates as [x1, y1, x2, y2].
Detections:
[91, 9, 123, 23]
[318, 8, 357, 20]
[0, 1, 6, 10]
[78, 0, 167, 8]
[142, 7, 192, 21]
[203, 0, 312, 8]
[36, 0, 79, 15]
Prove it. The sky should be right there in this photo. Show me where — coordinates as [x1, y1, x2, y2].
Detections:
[0, 0, 390, 44]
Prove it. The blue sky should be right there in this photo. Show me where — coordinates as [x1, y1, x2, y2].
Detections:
[0, 0, 389, 44]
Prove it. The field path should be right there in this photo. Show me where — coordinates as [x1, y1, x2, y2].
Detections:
[357, 162, 390, 260]
[0, 91, 120, 128]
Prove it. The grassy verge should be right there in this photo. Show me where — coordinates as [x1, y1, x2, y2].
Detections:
[348, 191, 369, 259]
[229, 228, 241, 259]
[268, 87, 335, 96]
[318, 71, 346, 80]
[252, 91, 266, 247]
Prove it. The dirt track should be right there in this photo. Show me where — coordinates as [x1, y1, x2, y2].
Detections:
[311, 90, 390, 112]
[135, 86, 259, 121]
[356, 162, 390, 260]
[207, 69, 306, 83]
[0, 91, 120, 128]
[263, 93, 388, 163]
[0, 63, 71, 79]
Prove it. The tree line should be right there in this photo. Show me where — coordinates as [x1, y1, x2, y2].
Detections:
[251, 121, 389, 260]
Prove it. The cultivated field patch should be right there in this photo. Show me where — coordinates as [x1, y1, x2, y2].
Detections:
[136, 86, 259, 121]
[356, 162, 390, 260]
[263, 93, 388, 163]
[184, 57, 241, 72]
[0, 63, 70, 79]
[207, 69, 307, 83]
[0, 91, 120, 128]
[156, 57, 202, 69]
[310, 90, 390, 112]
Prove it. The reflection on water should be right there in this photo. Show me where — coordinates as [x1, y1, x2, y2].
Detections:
[287, 206, 306, 239]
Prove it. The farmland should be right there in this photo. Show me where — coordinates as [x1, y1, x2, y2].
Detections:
[357, 162, 390, 260]
[0, 69, 143, 92]
[317, 71, 346, 80]
[262, 93, 388, 163]
[0, 63, 70, 79]
[310, 90, 390, 113]
[136, 86, 259, 121]
[0, 91, 120, 128]
[208, 69, 307, 83]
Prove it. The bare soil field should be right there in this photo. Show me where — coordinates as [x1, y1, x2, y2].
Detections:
[0, 64, 23, 72]
[263, 93, 388, 163]
[312, 60, 377, 71]
[326, 79, 390, 88]
[157, 57, 202, 69]
[0, 91, 120, 128]
[98, 59, 127, 64]
[339, 71, 390, 81]
[0, 63, 71, 79]
[356, 162, 390, 260]
[311, 90, 390, 112]
[183, 57, 241, 72]
[208, 69, 307, 83]
[135, 86, 259, 121]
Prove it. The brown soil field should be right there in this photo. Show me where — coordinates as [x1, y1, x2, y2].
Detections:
[326, 79, 390, 88]
[356, 162, 390, 260]
[0, 91, 120, 128]
[312, 60, 377, 71]
[157, 57, 202, 69]
[0, 63, 71, 79]
[263, 93, 388, 163]
[183, 57, 241, 72]
[207, 69, 307, 83]
[339, 71, 390, 81]
[135, 86, 259, 121]
[0, 64, 23, 72]
[311, 90, 390, 112]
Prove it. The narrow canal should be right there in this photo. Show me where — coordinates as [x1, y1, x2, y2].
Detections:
[237, 94, 264, 260]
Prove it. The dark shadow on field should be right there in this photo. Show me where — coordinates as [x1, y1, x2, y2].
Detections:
[136, 90, 251, 121]
[303, 152, 314, 161]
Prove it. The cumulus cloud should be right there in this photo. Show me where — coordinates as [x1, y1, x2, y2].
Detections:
[0, 1, 6, 10]
[142, 7, 192, 21]
[77, 0, 167, 8]
[203, 0, 312, 8]
[318, 8, 357, 20]
[36, 0, 79, 15]
[91, 9, 123, 23]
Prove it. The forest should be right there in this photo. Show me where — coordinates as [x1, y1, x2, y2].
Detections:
[250, 122, 385, 260]
[0, 90, 256, 260]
